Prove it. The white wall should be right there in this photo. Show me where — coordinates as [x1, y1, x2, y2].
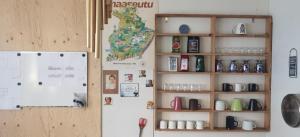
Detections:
[268, 0, 300, 137]
[158, 0, 269, 14]
[155, 0, 270, 137]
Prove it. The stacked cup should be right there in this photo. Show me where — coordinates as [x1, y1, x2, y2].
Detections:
[159, 120, 206, 130]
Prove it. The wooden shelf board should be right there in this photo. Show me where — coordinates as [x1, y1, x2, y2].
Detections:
[215, 53, 269, 56]
[156, 33, 211, 37]
[214, 110, 266, 113]
[157, 108, 211, 112]
[213, 127, 269, 132]
[156, 128, 211, 131]
[155, 127, 269, 132]
[215, 34, 268, 38]
[157, 71, 211, 74]
[155, 14, 271, 19]
[157, 52, 212, 56]
[157, 90, 211, 94]
[215, 91, 265, 94]
[214, 72, 268, 76]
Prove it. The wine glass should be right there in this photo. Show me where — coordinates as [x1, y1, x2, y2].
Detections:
[162, 83, 169, 91]
[168, 83, 174, 91]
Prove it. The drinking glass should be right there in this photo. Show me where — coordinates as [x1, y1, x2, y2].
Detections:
[175, 83, 181, 91]
[233, 48, 240, 53]
[259, 48, 264, 54]
[227, 47, 234, 53]
[182, 84, 188, 91]
[190, 84, 198, 91]
[197, 84, 202, 91]
[247, 48, 252, 54]
[163, 83, 169, 91]
[169, 83, 174, 91]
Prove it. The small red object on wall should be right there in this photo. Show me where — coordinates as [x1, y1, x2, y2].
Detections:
[180, 55, 189, 71]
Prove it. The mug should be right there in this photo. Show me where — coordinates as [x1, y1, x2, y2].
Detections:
[242, 120, 256, 130]
[248, 83, 259, 92]
[170, 97, 182, 111]
[222, 83, 233, 92]
[168, 120, 177, 129]
[196, 120, 205, 130]
[226, 116, 238, 130]
[177, 120, 186, 129]
[232, 23, 247, 34]
[215, 100, 226, 111]
[160, 120, 168, 129]
[189, 99, 201, 110]
[235, 83, 246, 92]
[186, 121, 195, 130]
[248, 99, 262, 111]
[231, 98, 242, 111]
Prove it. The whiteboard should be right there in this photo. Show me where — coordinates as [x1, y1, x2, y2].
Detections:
[0, 52, 87, 108]
[0, 52, 21, 109]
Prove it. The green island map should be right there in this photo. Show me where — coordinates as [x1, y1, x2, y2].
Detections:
[107, 7, 154, 61]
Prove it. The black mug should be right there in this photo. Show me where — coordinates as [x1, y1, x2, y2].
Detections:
[248, 99, 262, 111]
[222, 83, 233, 92]
[189, 99, 201, 110]
[226, 116, 238, 130]
[248, 83, 259, 92]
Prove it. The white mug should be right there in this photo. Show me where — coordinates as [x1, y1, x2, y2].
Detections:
[242, 120, 257, 130]
[177, 120, 186, 129]
[196, 120, 205, 130]
[215, 100, 226, 110]
[232, 23, 247, 34]
[235, 83, 246, 92]
[160, 120, 168, 129]
[186, 120, 195, 130]
[168, 120, 177, 129]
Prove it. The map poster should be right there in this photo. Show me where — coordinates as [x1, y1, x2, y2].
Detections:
[102, 0, 158, 70]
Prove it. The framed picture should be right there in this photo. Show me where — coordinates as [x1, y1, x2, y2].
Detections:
[146, 80, 153, 87]
[187, 36, 200, 53]
[124, 74, 133, 82]
[120, 83, 139, 97]
[172, 36, 181, 53]
[168, 57, 178, 71]
[104, 97, 112, 105]
[139, 70, 146, 77]
[180, 55, 189, 71]
[103, 70, 119, 94]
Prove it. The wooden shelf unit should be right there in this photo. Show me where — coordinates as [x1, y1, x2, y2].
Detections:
[215, 34, 269, 38]
[157, 90, 211, 94]
[156, 33, 211, 37]
[155, 127, 268, 132]
[157, 52, 212, 56]
[215, 91, 265, 94]
[157, 108, 211, 112]
[154, 14, 272, 132]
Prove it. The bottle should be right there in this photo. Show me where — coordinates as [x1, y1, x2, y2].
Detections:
[196, 56, 205, 72]
[255, 60, 265, 73]
[216, 60, 224, 72]
[241, 60, 250, 73]
[229, 60, 238, 72]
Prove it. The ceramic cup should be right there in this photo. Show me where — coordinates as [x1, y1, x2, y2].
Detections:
[231, 98, 243, 111]
[215, 100, 226, 111]
[232, 23, 247, 34]
[196, 120, 205, 130]
[186, 120, 195, 130]
[242, 120, 256, 131]
[159, 120, 168, 129]
[168, 120, 177, 129]
[177, 120, 186, 129]
[235, 83, 246, 92]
